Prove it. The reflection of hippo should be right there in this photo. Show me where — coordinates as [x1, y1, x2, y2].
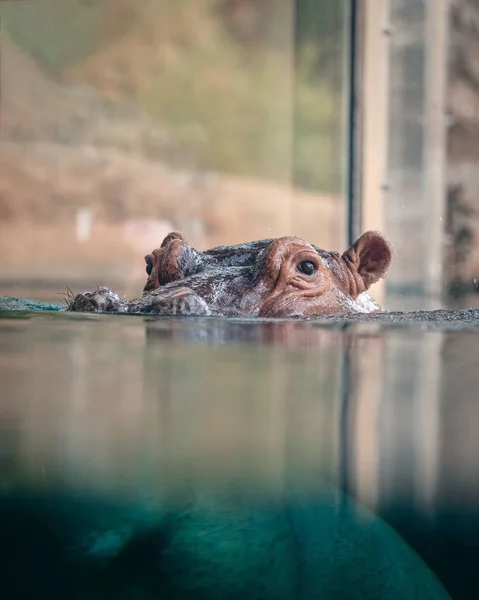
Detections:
[0, 488, 450, 599]
[66, 231, 392, 318]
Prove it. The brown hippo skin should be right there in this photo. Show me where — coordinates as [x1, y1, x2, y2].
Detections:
[66, 231, 392, 318]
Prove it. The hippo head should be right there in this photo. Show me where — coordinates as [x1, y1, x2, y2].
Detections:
[248, 232, 392, 317]
[140, 231, 392, 318]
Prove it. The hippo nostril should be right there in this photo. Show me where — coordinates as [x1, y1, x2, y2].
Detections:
[145, 262, 153, 276]
[297, 261, 317, 276]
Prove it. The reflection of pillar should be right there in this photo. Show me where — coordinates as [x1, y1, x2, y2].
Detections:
[375, 333, 443, 514]
[438, 332, 479, 503]
[349, 330, 386, 508]
[415, 332, 442, 514]
[347, 330, 444, 516]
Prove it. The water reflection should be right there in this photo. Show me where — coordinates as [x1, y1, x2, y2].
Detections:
[1, 315, 347, 495]
[1, 312, 479, 596]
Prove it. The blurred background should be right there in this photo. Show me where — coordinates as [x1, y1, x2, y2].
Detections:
[0, 0, 348, 300]
[0, 0, 478, 310]
[3, 4, 479, 598]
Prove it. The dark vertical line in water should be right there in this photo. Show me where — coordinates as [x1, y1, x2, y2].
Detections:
[347, 0, 360, 246]
[338, 324, 353, 498]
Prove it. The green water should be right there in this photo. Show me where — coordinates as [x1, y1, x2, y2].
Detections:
[1, 308, 478, 598]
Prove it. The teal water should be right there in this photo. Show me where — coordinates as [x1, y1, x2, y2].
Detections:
[1, 303, 478, 598]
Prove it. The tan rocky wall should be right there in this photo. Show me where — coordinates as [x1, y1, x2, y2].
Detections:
[0, 140, 342, 296]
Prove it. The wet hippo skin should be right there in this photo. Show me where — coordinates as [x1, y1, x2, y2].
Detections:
[66, 231, 392, 317]
[0, 487, 450, 599]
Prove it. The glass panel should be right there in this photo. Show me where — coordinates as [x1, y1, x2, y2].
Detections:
[0, 0, 350, 301]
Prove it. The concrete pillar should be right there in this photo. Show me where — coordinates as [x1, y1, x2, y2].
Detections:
[358, 0, 449, 309]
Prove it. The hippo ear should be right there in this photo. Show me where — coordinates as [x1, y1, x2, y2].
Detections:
[161, 231, 187, 248]
[157, 232, 202, 285]
[342, 231, 392, 291]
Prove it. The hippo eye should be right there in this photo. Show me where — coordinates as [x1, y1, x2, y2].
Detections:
[297, 260, 317, 276]
[146, 263, 153, 276]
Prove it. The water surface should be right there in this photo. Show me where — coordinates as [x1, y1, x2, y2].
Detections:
[1, 309, 478, 598]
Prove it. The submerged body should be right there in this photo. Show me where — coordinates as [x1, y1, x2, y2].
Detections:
[67, 231, 392, 318]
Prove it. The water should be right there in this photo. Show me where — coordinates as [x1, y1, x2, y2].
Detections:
[1, 309, 478, 598]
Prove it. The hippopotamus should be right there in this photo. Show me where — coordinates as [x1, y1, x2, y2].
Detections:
[0, 487, 451, 600]
[66, 230, 392, 318]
